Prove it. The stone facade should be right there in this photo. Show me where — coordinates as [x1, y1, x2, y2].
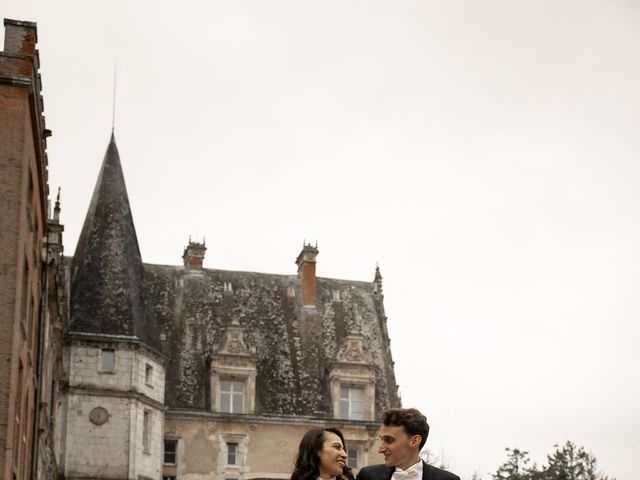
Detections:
[163, 415, 381, 480]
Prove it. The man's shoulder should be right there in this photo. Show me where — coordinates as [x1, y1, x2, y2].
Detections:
[356, 464, 392, 480]
[423, 463, 460, 480]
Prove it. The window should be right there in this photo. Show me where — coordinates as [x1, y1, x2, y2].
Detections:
[219, 434, 246, 472]
[340, 386, 364, 420]
[164, 439, 177, 465]
[220, 380, 245, 413]
[101, 349, 115, 372]
[143, 410, 152, 453]
[347, 447, 358, 468]
[145, 364, 153, 386]
[227, 442, 238, 465]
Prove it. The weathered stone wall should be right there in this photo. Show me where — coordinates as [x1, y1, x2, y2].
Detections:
[61, 342, 165, 479]
[132, 401, 164, 480]
[67, 344, 165, 404]
[63, 393, 132, 478]
[164, 415, 381, 480]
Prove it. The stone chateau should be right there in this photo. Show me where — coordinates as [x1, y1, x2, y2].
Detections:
[0, 19, 401, 480]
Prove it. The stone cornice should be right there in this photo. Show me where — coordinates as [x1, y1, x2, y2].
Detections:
[165, 408, 381, 428]
[65, 331, 168, 365]
[65, 385, 167, 411]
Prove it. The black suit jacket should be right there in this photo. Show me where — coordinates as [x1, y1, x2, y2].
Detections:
[355, 460, 459, 480]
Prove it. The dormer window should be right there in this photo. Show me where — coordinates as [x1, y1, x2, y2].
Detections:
[220, 380, 245, 414]
[340, 386, 364, 420]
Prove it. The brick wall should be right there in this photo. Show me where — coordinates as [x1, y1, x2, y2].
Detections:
[0, 19, 51, 480]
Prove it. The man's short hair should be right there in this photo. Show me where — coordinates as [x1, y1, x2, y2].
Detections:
[382, 408, 429, 450]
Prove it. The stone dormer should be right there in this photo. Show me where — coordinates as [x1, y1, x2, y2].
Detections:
[329, 334, 376, 421]
[209, 319, 257, 414]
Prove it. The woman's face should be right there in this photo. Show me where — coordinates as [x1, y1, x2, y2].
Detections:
[318, 431, 347, 479]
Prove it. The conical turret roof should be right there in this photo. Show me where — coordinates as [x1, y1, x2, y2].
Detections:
[70, 133, 160, 350]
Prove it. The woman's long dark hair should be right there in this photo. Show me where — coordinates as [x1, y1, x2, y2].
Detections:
[290, 427, 355, 480]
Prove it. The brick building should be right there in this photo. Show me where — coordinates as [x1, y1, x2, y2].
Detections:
[0, 19, 65, 480]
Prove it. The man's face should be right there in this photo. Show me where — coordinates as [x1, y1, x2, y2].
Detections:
[377, 424, 422, 469]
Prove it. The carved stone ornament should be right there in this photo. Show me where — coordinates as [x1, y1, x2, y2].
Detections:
[344, 340, 365, 362]
[219, 327, 250, 356]
[338, 335, 370, 363]
[225, 333, 246, 354]
[89, 406, 109, 425]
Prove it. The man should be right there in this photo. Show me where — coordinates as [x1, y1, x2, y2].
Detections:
[356, 408, 459, 480]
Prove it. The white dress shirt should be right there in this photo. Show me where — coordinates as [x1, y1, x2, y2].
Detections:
[392, 460, 423, 480]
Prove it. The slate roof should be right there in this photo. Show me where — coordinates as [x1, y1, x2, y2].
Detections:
[69, 134, 161, 351]
[144, 264, 400, 416]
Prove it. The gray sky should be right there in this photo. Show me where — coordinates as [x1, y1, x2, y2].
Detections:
[5, 1, 639, 479]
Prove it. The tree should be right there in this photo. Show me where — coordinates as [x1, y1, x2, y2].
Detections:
[492, 442, 614, 480]
[492, 448, 537, 480]
[539, 441, 613, 480]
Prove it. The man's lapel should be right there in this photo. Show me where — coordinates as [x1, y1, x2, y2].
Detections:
[383, 465, 395, 480]
[421, 461, 429, 480]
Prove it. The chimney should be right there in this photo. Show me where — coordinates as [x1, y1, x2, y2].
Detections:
[183, 238, 206, 269]
[295, 242, 319, 306]
[3, 19, 38, 56]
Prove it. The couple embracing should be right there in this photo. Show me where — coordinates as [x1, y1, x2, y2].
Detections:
[290, 408, 459, 480]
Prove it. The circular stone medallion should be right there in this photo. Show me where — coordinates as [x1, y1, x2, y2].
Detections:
[89, 406, 109, 425]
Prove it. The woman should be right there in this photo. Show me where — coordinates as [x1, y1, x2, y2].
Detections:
[291, 427, 355, 480]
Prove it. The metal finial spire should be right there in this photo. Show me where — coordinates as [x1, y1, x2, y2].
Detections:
[112, 60, 117, 133]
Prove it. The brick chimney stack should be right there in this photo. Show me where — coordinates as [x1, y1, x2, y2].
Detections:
[295, 242, 319, 306]
[3, 19, 38, 56]
[183, 238, 206, 269]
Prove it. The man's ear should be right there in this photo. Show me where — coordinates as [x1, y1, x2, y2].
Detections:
[410, 435, 422, 449]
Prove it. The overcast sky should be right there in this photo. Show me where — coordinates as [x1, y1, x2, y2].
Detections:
[4, 1, 639, 479]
